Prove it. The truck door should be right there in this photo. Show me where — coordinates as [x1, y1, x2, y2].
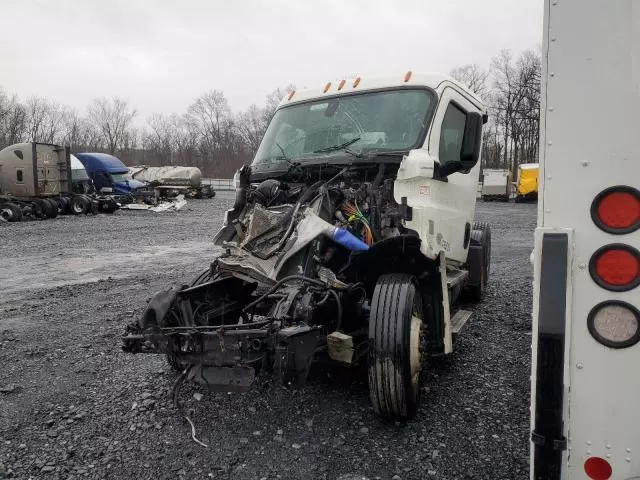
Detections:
[399, 86, 483, 264]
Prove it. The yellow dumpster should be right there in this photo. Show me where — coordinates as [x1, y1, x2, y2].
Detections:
[515, 163, 539, 202]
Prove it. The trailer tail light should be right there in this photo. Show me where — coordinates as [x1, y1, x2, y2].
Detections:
[587, 301, 640, 349]
[589, 244, 640, 291]
[591, 186, 640, 234]
[584, 456, 612, 480]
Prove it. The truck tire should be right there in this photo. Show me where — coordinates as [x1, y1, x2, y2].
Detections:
[368, 273, 424, 419]
[44, 199, 59, 218]
[34, 199, 55, 219]
[0, 202, 23, 222]
[70, 195, 90, 215]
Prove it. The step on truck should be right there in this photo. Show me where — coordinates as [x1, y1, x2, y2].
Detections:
[0, 142, 118, 221]
[530, 0, 640, 479]
[123, 72, 491, 419]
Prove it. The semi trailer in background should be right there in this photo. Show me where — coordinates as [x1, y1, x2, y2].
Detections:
[0, 142, 118, 222]
[129, 165, 216, 198]
[481, 168, 511, 201]
[530, 1, 639, 479]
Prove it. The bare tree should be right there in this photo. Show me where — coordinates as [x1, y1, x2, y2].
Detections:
[87, 97, 137, 155]
[450, 64, 489, 96]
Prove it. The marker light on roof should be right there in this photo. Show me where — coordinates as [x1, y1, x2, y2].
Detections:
[584, 456, 612, 480]
[353, 77, 361, 88]
[589, 244, 640, 291]
[287, 90, 295, 101]
[587, 301, 640, 349]
[591, 185, 640, 234]
[337, 79, 346, 90]
[323, 82, 332, 93]
[404, 70, 412, 82]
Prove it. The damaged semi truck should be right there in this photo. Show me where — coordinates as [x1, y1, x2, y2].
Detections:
[123, 72, 491, 419]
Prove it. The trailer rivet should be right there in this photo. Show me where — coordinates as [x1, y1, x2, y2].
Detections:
[606, 444, 611, 449]
[548, 141, 553, 146]
[547, 175, 552, 179]
[587, 449, 592, 454]
[581, 161, 589, 166]
[626, 458, 632, 463]
[549, 107, 554, 112]
[550, 72, 555, 77]
[578, 263, 586, 270]
[545, 209, 551, 213]
[587, 441, 592, 446]
[576, 362, 583, 369]
[626, 448, 631, 453]
[606, 453, 611, 458]
[551, 37, 557, 42]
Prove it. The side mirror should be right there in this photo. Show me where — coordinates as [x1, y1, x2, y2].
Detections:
[460, 112, 483, 170]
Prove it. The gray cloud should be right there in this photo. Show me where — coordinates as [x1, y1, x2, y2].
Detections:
[1, 0, 542, 120]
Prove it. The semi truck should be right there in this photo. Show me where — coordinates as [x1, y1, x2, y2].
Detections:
[481, 168, 511, 201]
[129, 165, 216, 199]
[530, 1, 640, 479]
[123, 71, 492, 419]
[0, 142, 118, 221]
[75, 152, 148, 199]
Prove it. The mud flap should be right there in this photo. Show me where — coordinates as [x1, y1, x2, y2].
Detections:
[187, 365, 255, 393]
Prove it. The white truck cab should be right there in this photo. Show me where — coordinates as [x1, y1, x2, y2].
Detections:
[530, 1, 640, 479]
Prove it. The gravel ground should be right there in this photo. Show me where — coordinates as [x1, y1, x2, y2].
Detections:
[0, 194, 537, 480]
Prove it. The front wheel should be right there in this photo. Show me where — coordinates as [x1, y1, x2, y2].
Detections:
[368, 274, 424, 419]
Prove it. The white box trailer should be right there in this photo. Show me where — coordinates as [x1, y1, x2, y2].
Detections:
[530, 1, 640, 479]
[481, 168, 511, 201]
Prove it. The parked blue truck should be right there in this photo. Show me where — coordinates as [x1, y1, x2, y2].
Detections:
[75, 153, 147, 196]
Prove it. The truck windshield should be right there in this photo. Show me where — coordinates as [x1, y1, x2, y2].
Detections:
[253, 88, 435, 172]
[111, 172, 133, 182]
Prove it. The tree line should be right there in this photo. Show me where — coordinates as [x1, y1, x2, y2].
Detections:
[0, 48, 539, 178]
[451, 48, 541, 172]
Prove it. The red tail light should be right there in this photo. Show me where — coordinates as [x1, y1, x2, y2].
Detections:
[584, 456, 612, 480]
[591, 186, 640, 234]
[590, 244, 640, 291]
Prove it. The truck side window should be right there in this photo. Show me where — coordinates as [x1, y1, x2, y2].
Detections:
[16, 170, 23, 182]
[439, 103, 467, 165]
[14, 150, 23, 160]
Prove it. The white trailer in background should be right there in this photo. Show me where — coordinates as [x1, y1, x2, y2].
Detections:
[481, 168, 511, 201]
[530, 1, 640, 479]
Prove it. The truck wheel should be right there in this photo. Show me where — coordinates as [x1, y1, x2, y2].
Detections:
[368, 273, 424, 419]
[0, 203, 23, 222]
[33, 199, 54, 219]
[473, 222, 491, 276]
[70, 195, 90, 215]
[103, 198, 118, 214]
[44, 199, 59, 218]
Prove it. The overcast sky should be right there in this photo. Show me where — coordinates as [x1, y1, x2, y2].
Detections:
[2, 0, 543, 120]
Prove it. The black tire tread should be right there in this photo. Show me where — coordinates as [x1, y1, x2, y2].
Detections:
[368, 273, 420, 419]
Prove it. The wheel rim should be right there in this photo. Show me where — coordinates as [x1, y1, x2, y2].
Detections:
[0, 207, 12, 220]
[409, 312, 423, 390]
[72, 203, 83, 213]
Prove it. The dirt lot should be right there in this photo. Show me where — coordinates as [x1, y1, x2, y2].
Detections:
[0, 194, 537, 480]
